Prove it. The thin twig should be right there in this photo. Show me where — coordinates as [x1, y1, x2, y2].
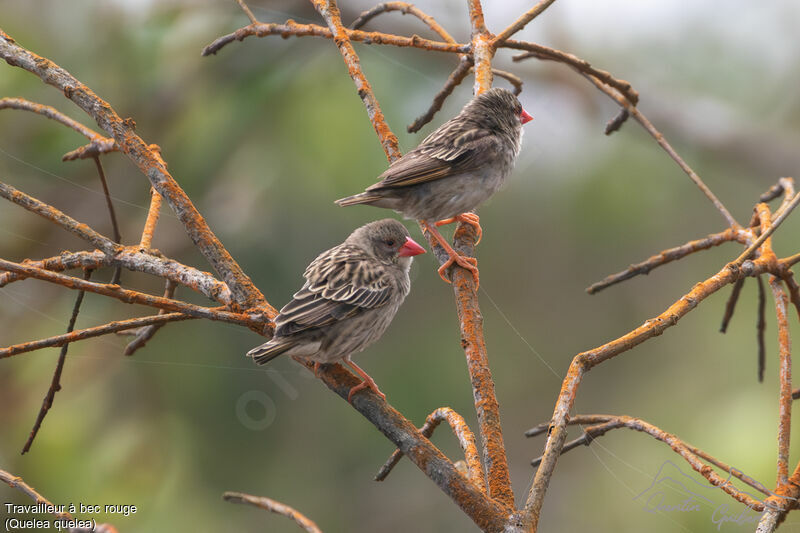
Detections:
[719, 277, 745, 333]
[22, 269, 92, 454]
[506, 40, 638, 105]
[224, 491, 322, 533]
[784, 252, 800, 268]
[521, 255, 774, 530]
[761, 180, 788, 203]
[308, 360, 509, 531]
[491, 0, 557, 48]
[235, 0, 259, 24]
[0, 30, 269, 310]
[758, 276, 767, 382]
[769, 277, 792, 487]
[733, 191, 800, 266]
[92, 156, 122, 284]
[755, 462, 800, 532]
[578, 72, 738, 229]
[0, 470, 74, 521]
[375, 407, 484, 492]
[350, 1, 455, 43]
[1, 312, 198, 359]
[0, 181, 120, 255]
[779, 269, 800, 322]
[124, 279, 177, 356]
[0, 469, 119, 532]
[349, 2, 483, 135]
[604, 109, 629, 135]
[202, 21, 468, 57]
[0, 98, 117, 161]
[140, 188, 162, 249]
[92, 157, 121, 245]
[0, 249, 233, 304]
[408, 56, 473, 133]
[587, 228, 740, 294]
[491, 69, 522, 95]
[771, 177, 796, 221]
[0, 97, 103, 139]
[527, 415, 773, 501]
[0, 258, 265, 329]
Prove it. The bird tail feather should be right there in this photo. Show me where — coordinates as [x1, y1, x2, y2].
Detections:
[247, 340, 295, 365]
[335, 192, 382, 207]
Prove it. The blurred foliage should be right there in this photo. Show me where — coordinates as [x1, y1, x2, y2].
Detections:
[2, 1, 800, 532]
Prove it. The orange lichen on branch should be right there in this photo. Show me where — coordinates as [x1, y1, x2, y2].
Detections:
[376, 407, 484, 492]
[771, 277, 792, 487]
[307, 360, 510, 531]
[0, 181, 121, 255]
[62, 137, 117, 161]
[0, 31, 270, 311]
[522, 254, 775, 530]
[586, 228, 743, 294]
[123, 280, 177, 356]
[0, 248, 233, 304]
[0, 97, 113, 145]
[467, 0, 493, 94]
[140, 188, 162, 249]
[310, 0, 401, 162]
[508, 40, 638, 105]
[351, 1, 455, 43]
[0, 258, 265, 328]
[201, 20, 467, 57]
[527, 414, 769, 509]
[735, 190, 800, 266]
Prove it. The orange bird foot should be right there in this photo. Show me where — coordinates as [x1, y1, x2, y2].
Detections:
[435, 212, 482, 245]
[437, 253, 479, 288]
[421, 220, 481, 289]
[343, 359, 386, 403]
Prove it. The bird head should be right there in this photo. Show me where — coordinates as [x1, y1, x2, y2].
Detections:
[349, 219, 425, 269]
[466, 87, 533, 130]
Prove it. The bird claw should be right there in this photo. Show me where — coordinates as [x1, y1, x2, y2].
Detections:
[434, 213, 483, 245]
[347, 379, 386, 403]
[438, 254, 480, 289]
[343, 359, 386, 403]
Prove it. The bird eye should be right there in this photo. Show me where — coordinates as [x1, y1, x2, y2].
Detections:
[385, 239, 396, 247]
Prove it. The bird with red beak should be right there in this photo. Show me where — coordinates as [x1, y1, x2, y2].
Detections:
[247, 219, 425, 402]
[336, 87, 532, 288]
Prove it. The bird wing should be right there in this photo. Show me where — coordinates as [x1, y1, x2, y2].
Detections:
[274, 245, 394, 337]
[367, 126, 499, 189]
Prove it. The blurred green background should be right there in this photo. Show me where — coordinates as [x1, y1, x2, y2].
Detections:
[2, 1, 800, 531]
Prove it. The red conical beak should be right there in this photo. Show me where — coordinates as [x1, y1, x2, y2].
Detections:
[520, 108, 533, 125]
[398, 236, 426, 257]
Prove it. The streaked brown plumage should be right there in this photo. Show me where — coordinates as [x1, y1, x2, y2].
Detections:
[247, 219, 425, 402]
[336, 88, 532, 287]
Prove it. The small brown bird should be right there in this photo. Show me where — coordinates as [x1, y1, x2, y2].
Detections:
[336, 87, 532, 287]
[247, 219, 425, 402]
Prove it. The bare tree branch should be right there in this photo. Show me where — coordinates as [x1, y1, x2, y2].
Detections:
[0, 29, 270, 311]
[224, 491, 322, 533]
